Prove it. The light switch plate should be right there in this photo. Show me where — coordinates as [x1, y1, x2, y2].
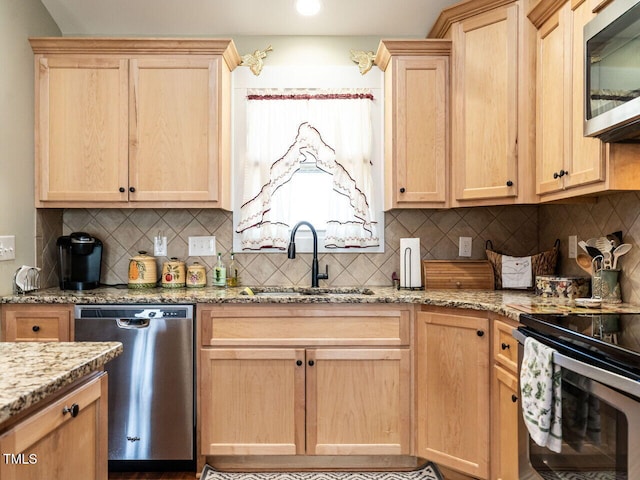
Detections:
[188, 236, 216, 256]
[568, 235, 577, 259]
[0, 235, 16, 261]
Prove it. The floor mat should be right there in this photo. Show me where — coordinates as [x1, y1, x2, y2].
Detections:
[201, 463, 443, 480]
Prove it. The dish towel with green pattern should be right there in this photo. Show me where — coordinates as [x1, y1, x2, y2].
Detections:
[520, 336, 563, 453]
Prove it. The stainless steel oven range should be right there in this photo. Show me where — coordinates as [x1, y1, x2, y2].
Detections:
[514, 312, 640, 480]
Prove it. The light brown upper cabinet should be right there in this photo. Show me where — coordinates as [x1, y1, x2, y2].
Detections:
[532, 0, 604, 196]
[30, 38, 240, 209]
[375, 40, 451, 209]
[529, 0, 640, 201]
[429, 0, 537, 206]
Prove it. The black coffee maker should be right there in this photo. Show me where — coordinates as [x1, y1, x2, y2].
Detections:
[57, 232, 103, 290]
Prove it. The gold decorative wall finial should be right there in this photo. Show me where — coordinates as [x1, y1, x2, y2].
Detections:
[241, 45, 273, 76]
[350, 50, 376, 75]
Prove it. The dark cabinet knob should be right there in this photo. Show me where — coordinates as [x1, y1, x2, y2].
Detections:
[560, 169, 568, 177]
[62, 403, 80, 418]
[119, 187, 126, 193]
[308, 360, 315, 366]
[129, 187, 136, 193]
[477, 330, 485, 337]
[511, 394, 518, 403]
[296, 360, 303, 366]
[32, 325, 40, 332]
[399, 187, 406, 193]
[553, 172, 559, 179]
[506, 180, 513, 187]
[501, 342, 510, 350]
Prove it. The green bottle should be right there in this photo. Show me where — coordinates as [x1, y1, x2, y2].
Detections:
[213, 252, 226, 287]
[226, 253, 238, 287]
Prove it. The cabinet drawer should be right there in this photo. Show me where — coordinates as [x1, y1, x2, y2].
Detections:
[0, 372, 107, 480]
[493, 319, 518, 373]
[200, 304, 411, 346]
[2, 305, 72, 342]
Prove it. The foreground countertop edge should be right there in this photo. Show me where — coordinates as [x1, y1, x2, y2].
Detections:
[0, 341, 123, 425]
[0, 286, 551, 321]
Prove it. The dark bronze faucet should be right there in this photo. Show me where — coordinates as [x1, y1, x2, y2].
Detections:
[287, 221, 329, 288]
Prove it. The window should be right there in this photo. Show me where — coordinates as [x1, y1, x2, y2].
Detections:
[232, 66, 384, 253]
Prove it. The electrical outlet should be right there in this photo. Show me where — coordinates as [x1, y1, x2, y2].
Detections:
[568, 235, 577, 259]
[459, 237, 472, 257]
[188, 236, 216, 256]
[0, 235, 16, 261]
[154, 236, 167, 257]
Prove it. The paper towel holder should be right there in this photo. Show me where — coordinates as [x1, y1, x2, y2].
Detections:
[400, 246, 424, 290]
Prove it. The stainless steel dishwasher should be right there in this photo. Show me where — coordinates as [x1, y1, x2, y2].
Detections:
[74, 304, 194, 471]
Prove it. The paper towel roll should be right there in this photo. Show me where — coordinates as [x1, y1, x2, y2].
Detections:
[400, 238, 422, 288]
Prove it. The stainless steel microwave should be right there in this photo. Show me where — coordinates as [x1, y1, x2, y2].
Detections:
[584, 0, 640, 142]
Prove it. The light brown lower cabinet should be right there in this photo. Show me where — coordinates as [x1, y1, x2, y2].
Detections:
[0, 372, 108, 480]
[491, 318, 521, 480]
[1, 304, 73, 342]
[491, 365, 520, 480]
[198, 304, 412, 459]
[416, 307, 490, 479]
[200, 347, 305, 455]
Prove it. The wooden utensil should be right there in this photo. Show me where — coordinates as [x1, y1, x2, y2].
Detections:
[576, 253, 593, 275]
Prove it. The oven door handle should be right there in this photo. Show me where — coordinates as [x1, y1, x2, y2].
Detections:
[513, 328, 640, 398]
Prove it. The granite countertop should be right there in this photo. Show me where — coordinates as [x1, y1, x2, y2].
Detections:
[4, 285, 638, 321]
[0, 341, 123, 425]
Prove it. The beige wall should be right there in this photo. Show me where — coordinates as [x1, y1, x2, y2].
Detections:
[232, 36, 381, 67]
[0, 0, 59, 294]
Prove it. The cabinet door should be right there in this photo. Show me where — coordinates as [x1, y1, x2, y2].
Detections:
[1, 304, 72, 342]
[536, 7, 569, 195]
[129, 58, 221, 202]
[306, 348, 411, 455]
[416, 310, 490, 479]
[200, 348, 306, 455]
[564, 0, 605, 189]
[35, 56, 129, 203]
[491, 366, 520, 480]
[452, 5, 519, 201]
[0, 373, 107, 480]
[387, 56, 449, 207]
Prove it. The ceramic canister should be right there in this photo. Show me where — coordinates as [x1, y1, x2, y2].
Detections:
[186, 262, 207, 288]
[161, 258, 186, 288]
[128, 251, 158, 288]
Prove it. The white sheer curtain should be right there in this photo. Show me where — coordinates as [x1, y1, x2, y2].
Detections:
[236, 89, 379, 250]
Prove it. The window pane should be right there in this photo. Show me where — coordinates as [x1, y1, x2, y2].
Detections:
[287, 169, 332, 230]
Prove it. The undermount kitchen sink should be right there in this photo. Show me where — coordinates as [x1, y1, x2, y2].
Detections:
[243, 286, 375, 296]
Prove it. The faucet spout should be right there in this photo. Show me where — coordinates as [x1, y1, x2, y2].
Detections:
[287, 221, 329, 288]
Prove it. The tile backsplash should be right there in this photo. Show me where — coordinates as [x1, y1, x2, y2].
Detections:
[38, 205, 539, 288]
[539, 191, 640, 306]
[35, 192, 640, 306]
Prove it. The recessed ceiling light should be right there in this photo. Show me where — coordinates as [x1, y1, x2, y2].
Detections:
[296, 0, 322, 16]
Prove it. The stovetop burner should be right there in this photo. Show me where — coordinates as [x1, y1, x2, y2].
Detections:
[519, 312, 640, 381]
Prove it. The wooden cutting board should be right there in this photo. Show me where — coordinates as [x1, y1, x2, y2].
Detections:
[422, 260, 495, 290]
